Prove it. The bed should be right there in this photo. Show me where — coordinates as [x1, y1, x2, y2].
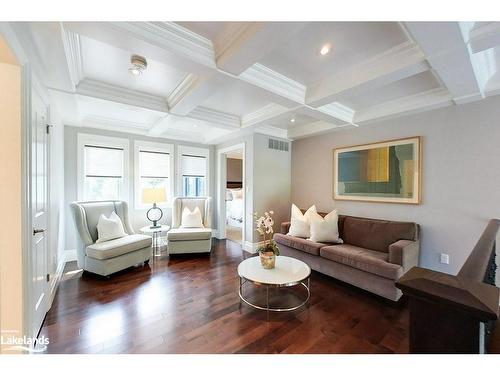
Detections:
[226, 182, 243, 228]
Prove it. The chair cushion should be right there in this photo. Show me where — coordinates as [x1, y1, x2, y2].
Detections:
[320, 244, 403, 280]
[167, 228, 212, 241]
[273, 233, 327, 256]
[86, 234, 152, 260]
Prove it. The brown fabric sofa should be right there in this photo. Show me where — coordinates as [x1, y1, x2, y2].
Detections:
[274, 214, 420, 301]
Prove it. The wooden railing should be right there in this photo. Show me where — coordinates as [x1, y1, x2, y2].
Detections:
[396, 219, 500, 353]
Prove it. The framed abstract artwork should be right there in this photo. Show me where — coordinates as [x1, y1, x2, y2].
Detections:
[333, 137, 421, 204]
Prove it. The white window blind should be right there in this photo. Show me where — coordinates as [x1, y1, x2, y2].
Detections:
[83, 145, 124, 200]
[181, 154, 207, 197]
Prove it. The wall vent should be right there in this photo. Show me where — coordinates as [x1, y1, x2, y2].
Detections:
[268, 138, 289, 152]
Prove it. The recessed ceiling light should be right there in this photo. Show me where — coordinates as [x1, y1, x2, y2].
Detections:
[129, 54, 147, 76]
[320, 44, 331, 56]
[290, 118, 296, 123]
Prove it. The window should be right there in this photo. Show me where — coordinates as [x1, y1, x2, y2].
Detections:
[78, 134, 129, 201]
[178, 146, 209, 197]
[134, 141, 174, 208]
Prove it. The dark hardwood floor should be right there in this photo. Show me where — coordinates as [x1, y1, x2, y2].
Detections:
[40, 239, 411, 354]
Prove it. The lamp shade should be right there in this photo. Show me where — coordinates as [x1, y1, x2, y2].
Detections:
[142, 187, 166, 204]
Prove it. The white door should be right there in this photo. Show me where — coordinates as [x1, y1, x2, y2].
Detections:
[31, 89, 49, 338]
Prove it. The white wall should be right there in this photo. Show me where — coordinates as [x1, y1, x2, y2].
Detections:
[216, 133, 291, 246]
[64, 126, 215, 252]
[291, 96, 500, 274]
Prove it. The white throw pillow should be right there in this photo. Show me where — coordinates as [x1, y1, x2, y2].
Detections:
[181, 206, 204, 228]
[96, 211, 127, 243]
[287, 204, 317, 238]
[231, 189, 243, 200]
[308, 209, 343, 243]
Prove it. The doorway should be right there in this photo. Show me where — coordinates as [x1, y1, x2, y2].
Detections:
[217, 143, 245, 246]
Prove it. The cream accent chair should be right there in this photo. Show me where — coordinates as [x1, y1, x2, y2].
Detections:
[71, 200, 152, 276]
[167, 197, 213, 254]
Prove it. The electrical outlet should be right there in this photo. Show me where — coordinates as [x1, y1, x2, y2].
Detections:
[440, 253, 450, 265]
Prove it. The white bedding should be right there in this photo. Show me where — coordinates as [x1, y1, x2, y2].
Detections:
[226, 189, 243, 228]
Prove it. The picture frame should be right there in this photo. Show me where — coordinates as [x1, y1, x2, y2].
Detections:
[333, 136, 421, 204]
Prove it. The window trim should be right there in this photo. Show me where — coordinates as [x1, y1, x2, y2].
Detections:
[177, 145, 210, 198]
[77, 133, 130, 201]
[134, 140, 174, 210]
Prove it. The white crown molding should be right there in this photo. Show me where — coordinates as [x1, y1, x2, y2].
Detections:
[316, 102, 355, 123]
[61, 27, 84, 90]
[148, 114, 180, 136]
[354, 87, 451, 123]
[241, 103, 290, 128]
[467, 22, 500, 53]
[167, 73, 200, 109]
[76, 78, 169, 113]
[453, 93, 483, 105]
[215, 23, 261, 60]
[110, 22, 216, 69]
[307, 41, 427, 107]
[254, 125, 289, 140]
[287, 120, 353, 140]
[83, 114, 151, 130]
[239, 63, 306, 104]
[188, 106, 240, 129]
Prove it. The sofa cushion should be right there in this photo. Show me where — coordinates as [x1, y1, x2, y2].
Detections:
[320, 244, 403, 280]
[274, 233, 327, 256]
[341, 216, 418, 253]
[86, 234, 152, 260]
[167, 228, 212, 241]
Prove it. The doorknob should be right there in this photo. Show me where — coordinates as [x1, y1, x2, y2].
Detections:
[33, 228, 45, 235]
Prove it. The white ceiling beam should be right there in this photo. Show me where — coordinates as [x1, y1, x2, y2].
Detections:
[467, 22, 500, 54]
[148, 114, 180, 136]
[215, 22, 307, 75]
[354, 88, 451, 124]
[167, 71, 230, 116]
[241, 103, 292, 129]
[239, 63, 306, 106]
[61, 26, 84, 90]
[287, 121, 354, 140]
[306, 41, 427, 108]
[404, 22, 482, 105]
[188, 106, 240, 130]
[63, 22, 216, 75]
[76, 78, 169, 113]
[298, 102, 355, 125]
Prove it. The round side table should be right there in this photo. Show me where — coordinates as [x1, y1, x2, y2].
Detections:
[140, 225, 170, 258]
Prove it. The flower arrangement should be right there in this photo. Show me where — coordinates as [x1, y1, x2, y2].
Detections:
[254, 211, 279, 269]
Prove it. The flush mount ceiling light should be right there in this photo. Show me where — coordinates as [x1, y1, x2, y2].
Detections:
[320, 44, 331, 56]
[129, 54, 147, 76]
[290, 118, 296, 123]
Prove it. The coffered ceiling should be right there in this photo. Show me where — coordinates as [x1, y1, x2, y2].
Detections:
[8, 21, 500, 144]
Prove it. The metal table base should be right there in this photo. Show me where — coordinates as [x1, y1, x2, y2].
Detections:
[238, 276, 310, 318]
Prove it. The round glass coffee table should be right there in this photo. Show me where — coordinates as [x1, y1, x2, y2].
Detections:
[237, 256, 311, 315]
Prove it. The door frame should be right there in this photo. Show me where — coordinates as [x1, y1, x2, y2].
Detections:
[217, 143, 246, 245]
[1, 23, 51, 343]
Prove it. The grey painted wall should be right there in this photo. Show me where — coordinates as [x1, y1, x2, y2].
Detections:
[290, 96, 500, 274]
[227, 158, 242, 182]
[252, 133, 291, 243]
[64, 126, 215, 251]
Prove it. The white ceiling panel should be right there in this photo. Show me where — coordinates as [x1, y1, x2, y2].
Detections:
[259, 22, 409, 86]
[80, 35, 187, 97]
[339, 70, 441, 110]
[200, 79, 270, 117]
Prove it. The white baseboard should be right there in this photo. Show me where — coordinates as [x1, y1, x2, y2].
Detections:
[64, 249, 77, 263]
[48, 254, 66, 306]
[242, 241, 265, 253]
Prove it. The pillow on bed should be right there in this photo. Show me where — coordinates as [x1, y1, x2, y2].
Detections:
[287, 204, 316, 238]
[231, 189, 243, 200]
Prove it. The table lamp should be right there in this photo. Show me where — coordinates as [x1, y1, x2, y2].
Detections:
[142, 187, 166, 228]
